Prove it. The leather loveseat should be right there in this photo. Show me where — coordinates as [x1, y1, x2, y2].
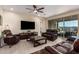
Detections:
[42, 29, 58, 41]
[19, 32, 38, 40]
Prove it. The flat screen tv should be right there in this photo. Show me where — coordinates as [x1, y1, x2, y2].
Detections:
[21, 21, 35, 30]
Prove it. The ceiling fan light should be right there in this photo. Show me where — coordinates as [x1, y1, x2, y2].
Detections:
[34, 10, 37, 13]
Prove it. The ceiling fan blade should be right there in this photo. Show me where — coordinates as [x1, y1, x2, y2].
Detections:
[38, 11, 44, 13]
[37, 7, 44, 11]
[26, 8, 33, 10]
[33, 5, 37, 9]
[28, 10, 33, 13]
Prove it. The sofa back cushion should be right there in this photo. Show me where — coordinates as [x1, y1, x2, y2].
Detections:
[46, 29, 58, 34]
[56, 46, 68, 53]
[2, 30, 12, 36]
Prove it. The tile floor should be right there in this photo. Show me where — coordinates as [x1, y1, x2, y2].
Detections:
[0, 37, 65, 54]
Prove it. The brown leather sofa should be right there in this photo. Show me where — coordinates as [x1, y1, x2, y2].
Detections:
[42, 29, 58, 41]
[19, 32, 38, 40]
[41, 40, 79, 54]
[2, 30, 20, 48]
[19, 33, 29, 40]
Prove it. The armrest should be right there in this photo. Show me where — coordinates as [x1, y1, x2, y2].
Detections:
[42, 32, 48, 34]
[45, 46, 62, 54]
[5, 35, 14, 38]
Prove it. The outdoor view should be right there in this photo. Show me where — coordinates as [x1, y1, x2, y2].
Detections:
[58, 20, 78, 32]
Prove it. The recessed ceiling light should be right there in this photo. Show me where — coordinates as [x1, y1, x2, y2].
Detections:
[10, 8, 14, 11]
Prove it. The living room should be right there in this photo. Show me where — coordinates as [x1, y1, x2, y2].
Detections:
[0, 6, 48, 35]
[0, 5, 79, 54]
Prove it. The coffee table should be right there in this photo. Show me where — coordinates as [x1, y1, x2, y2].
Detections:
[30, 36, 47, 47]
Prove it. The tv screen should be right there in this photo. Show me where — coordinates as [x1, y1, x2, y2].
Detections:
[21, 21, 35, 30]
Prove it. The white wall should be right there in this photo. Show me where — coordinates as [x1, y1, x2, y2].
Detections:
[0, 10, 48, 35]
[48, 20, 57, 29]
[48, 9, 79, 20]
[40, 18, 48, 32]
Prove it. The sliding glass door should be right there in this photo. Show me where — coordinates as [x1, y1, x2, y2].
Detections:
[57, 20, 78, 37]
[48, 15, 78, 38]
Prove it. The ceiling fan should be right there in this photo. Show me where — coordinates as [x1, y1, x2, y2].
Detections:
[26, 5, 45, 14]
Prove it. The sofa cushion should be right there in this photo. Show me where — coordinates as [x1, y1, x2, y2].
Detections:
[62, 42, 73, 51]
[45, 46, 59, 54]
[56, 46, 68, 53]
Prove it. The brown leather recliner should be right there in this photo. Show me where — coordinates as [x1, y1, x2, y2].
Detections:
[42, 29, 58, 41]
[2, 30, 20, 48]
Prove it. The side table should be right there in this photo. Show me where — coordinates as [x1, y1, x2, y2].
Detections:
[0, 36, 2, 48]
[0, 36, 4, 48]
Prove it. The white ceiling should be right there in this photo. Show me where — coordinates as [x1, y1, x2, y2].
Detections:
[0, 5, 79, 17]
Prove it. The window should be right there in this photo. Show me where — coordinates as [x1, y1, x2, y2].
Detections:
[58, 20, 78, 32]
[58, 20, 78, 27]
